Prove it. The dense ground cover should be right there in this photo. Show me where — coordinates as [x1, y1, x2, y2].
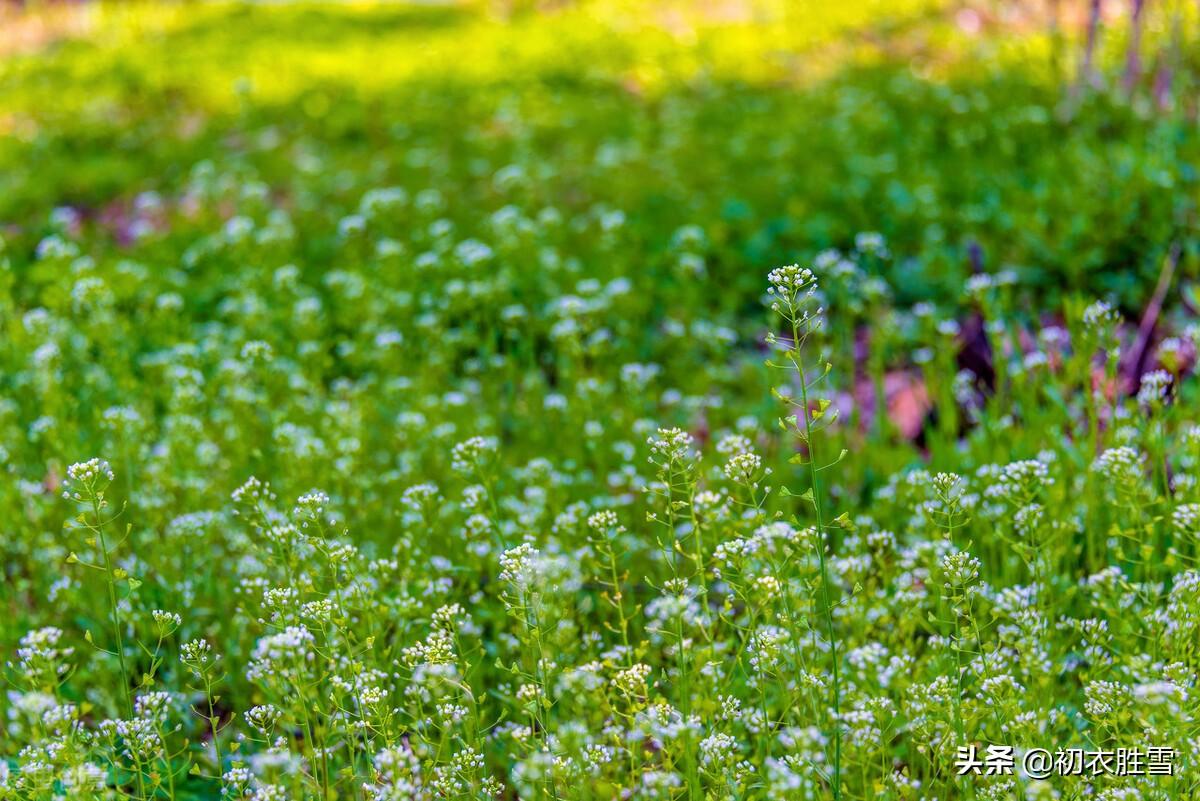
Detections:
[2, 1, 1200, 799]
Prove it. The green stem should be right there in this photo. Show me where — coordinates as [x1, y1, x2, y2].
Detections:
[93, 497, 132, 719]
[794, 341, 842, 801]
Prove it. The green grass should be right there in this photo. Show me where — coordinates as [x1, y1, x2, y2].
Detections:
[1, 0, 1196, 309]
[1, 2, 1200, 800]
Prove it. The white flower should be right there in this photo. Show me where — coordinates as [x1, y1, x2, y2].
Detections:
[62, 458, 114, 500]
[450, 436, 498, 474]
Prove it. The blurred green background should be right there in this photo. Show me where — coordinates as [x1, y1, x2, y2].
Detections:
[1, 0, 1197, 313]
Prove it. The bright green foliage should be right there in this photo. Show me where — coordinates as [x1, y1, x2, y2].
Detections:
[1, 2, 1199, 800]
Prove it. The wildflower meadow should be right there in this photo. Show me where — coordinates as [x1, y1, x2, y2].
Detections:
[1, 1, 1199, 799]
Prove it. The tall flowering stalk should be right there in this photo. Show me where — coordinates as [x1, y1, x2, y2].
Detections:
[765, 265, 844, 799]
[62, 458, 134, 717]
[498, 543, 561, 801]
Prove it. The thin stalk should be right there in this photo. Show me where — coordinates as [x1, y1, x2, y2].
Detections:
[793, 332, 842, 801]
[92, 496, 132, 719]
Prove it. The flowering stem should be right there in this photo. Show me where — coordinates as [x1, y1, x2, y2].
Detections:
[794, 349, 842, 800]
[92, 496, 132, 719]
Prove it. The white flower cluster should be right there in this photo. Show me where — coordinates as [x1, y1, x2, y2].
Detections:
[61, 458, 114, 500]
